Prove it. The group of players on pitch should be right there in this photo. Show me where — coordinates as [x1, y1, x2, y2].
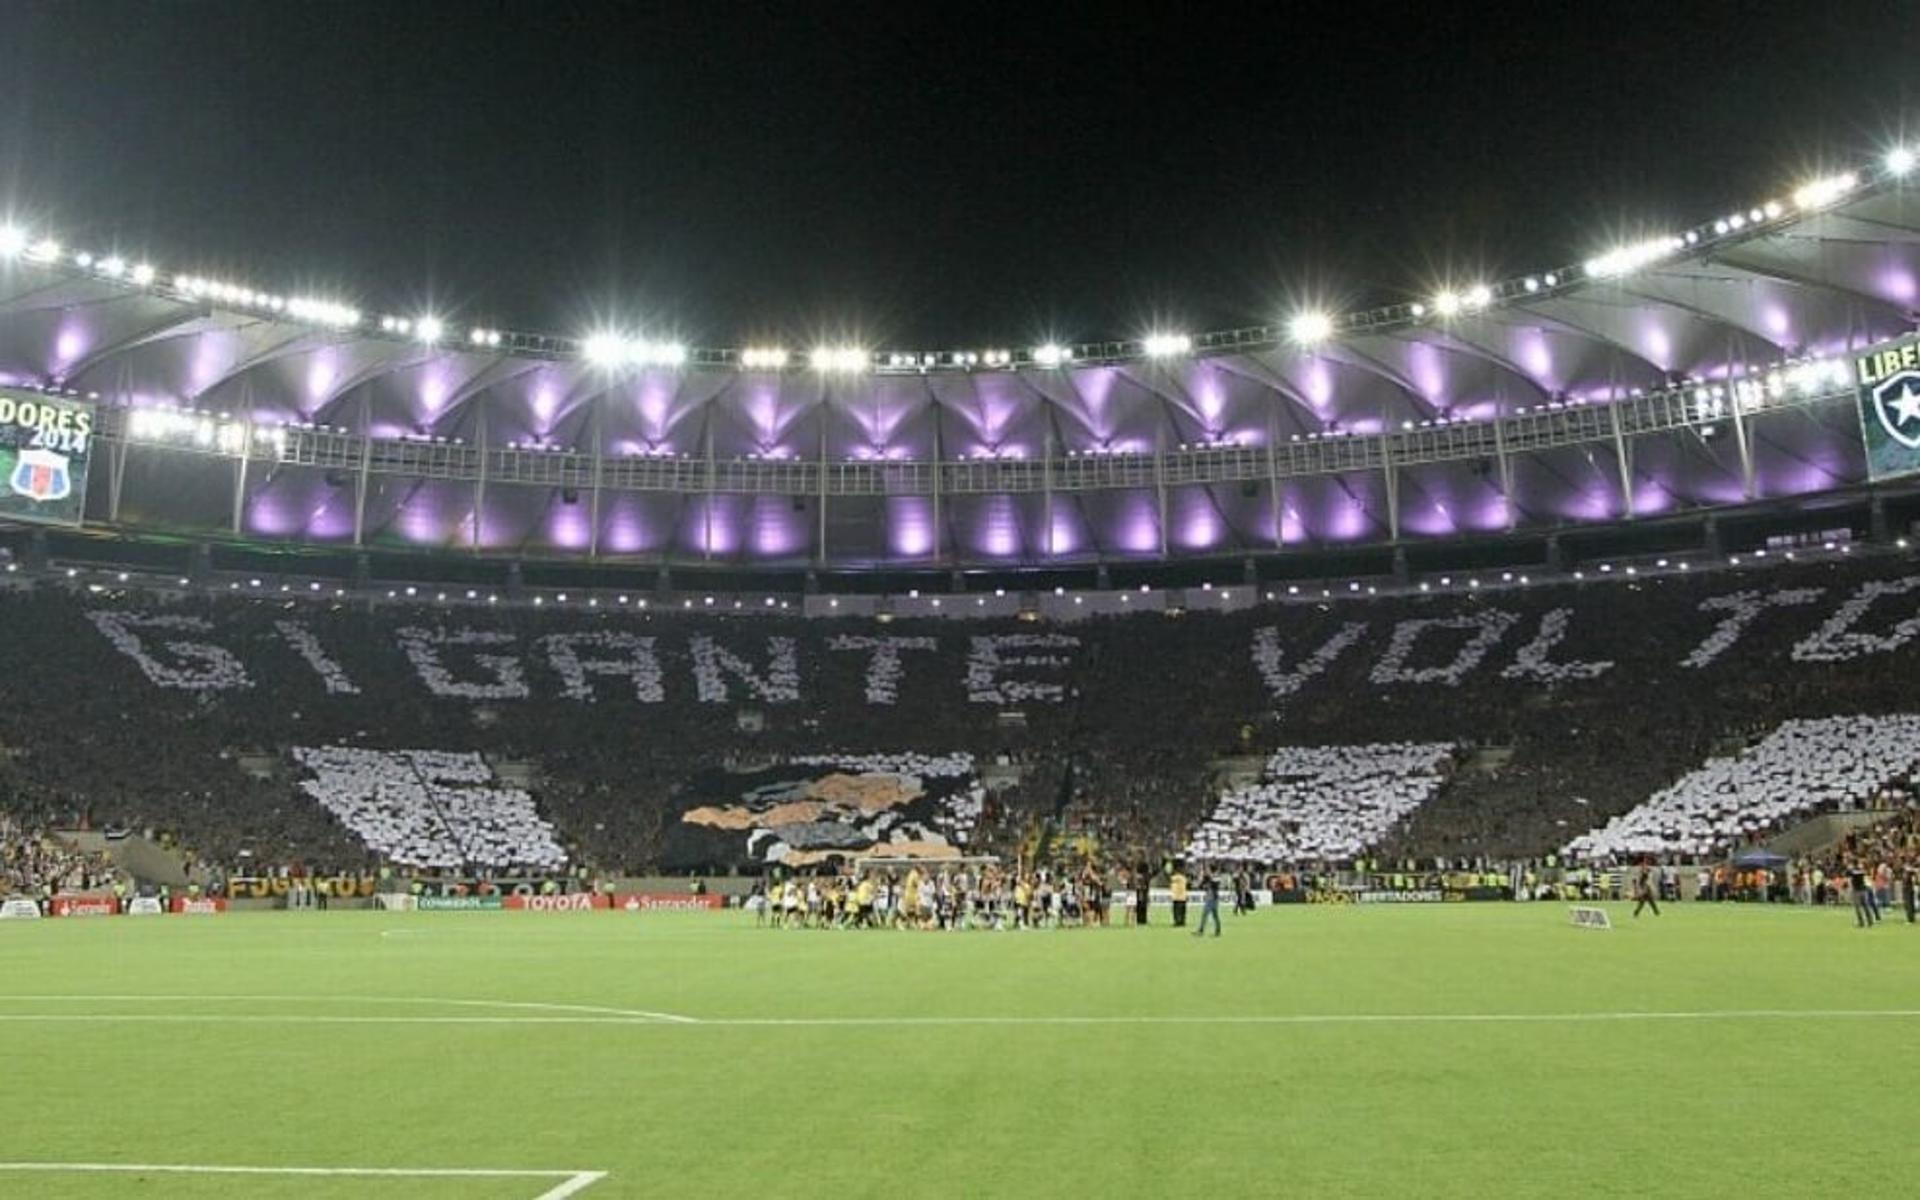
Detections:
[748, 862, 1240, 934]
[750, 863, 1113, 931]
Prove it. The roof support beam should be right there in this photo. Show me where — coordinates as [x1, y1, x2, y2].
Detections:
[1380, 433, 1399, 542]
[473, 407, 488, 552]
[1609, 400, 1636, 519]
[352, 394, 372, 545]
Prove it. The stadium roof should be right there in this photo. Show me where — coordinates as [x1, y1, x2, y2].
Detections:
[0, 150, 1915, 568]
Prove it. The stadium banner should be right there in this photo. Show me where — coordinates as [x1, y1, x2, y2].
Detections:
[0, 897, 43, 919]
[615, 893, 726, 912]
[416, 894, 505, 912]
[228, 874, 377, 899]
[663, 755, 983, 872]
[1354, 889, 1447, 904]
[1856, 334, 1920, 480]
[505, 892, 611, 912]
[49, 894, 118, 916]
[126, 896, 163, 916]
[170, 896, 227, 914]
[0, 388, 93, 527]
[1347, 887, 1511, 903]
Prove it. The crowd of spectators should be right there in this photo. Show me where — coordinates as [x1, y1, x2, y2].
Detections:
[1567, 715, 1920, 860]
[0, 549, 1918, 878]
[1184, 743, 1457, 863]
[291, 747, 569, 870]
[1809, 796, 1920, 909]
[0, 813, 120, 894]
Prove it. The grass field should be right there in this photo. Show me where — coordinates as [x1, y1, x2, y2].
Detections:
[3, 903, 1917, 1197]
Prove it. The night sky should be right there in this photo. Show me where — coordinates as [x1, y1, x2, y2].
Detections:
[2, 1, 1915, 348]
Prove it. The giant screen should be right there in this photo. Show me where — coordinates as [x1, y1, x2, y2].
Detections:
[1857, 333, 1920, 481]
[0, 388, 93, 527]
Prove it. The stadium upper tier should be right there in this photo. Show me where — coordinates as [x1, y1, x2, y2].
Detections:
[0, 156, 1916, 569]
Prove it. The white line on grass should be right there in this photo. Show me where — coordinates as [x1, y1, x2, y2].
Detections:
[3, 1002, 1920, 1028]
[691, 1009, 1920, 1027]
[0, 993, 698, 1023]
[533, 1171, 612, 1200]
[0, 1014, 663, 1025]
[0, 1162, 608, 1198]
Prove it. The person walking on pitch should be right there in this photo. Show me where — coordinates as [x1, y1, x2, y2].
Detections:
[1193, 869, 1222, 938]
[1631, 862, 1660, 917]
[1849, 863, 1879, 928]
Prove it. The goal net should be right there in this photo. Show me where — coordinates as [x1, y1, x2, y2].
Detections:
[1568, 905, 1613, 931]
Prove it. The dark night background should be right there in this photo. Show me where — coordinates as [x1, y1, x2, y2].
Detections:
[0, 1, 1915, 347]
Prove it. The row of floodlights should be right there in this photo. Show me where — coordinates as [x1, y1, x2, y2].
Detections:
[47, 537, 1889, 614]
[125, 405, 289, 454]
[2, 152, 1912, 367]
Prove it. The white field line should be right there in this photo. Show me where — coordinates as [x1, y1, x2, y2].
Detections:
[0, 1162, 608, 1198]
[534, 1171, 611, 1200]
[3, 997, 1920, 1028]
[0, 1015, 659, 1025]
[0, 993, 698, 1023]
[692, 1008, 1920, 1027]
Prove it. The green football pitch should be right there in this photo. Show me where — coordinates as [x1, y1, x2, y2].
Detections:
[3, 903, 1916, 1198]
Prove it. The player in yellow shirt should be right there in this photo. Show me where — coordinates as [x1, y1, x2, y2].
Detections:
[1169, 869, 1190, 928]
[854, 875, 875, 928]
[902, 867, 923, 928]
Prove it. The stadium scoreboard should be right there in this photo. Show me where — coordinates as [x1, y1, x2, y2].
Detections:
[0, 387, 93, 527]
[1857, 333, 1920, 482]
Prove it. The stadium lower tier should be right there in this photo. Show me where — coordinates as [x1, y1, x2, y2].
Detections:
[3, 548, 1920, 875]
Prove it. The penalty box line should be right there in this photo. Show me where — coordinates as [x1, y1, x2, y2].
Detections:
[0, 1162, 608, 1199]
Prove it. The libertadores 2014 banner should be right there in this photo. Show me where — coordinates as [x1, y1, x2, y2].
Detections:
[0, 388, 92, 527]
[1857, 334, 1920, 481]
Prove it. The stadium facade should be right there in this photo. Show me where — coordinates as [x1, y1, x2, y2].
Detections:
[0, 152, 1917, 594]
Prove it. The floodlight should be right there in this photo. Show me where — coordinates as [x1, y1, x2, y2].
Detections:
[810, 346, 867, 372]
[583, 332, 626, 367]
[1287, 311, 1333, 345]
[1888, 147, 1916, 177]
[1792, 172, 1858, 210]
[414, 315, 444, 344]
